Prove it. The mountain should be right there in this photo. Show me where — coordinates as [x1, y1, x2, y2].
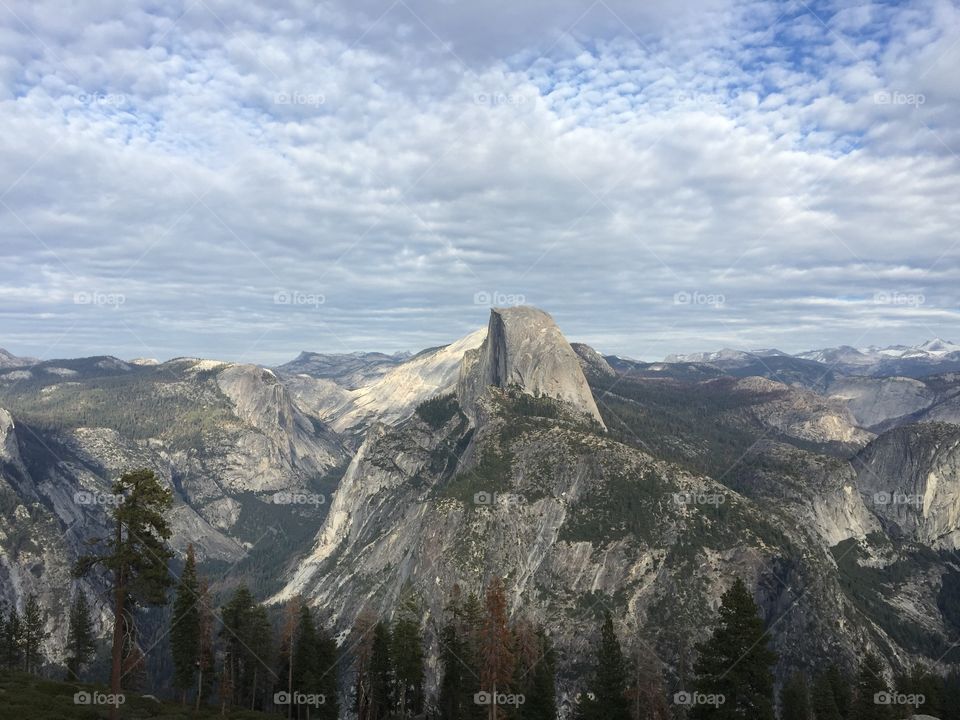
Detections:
[4, 308, 960, 692]
[269, 308, 960, 693]
[0, 347, 38, 368]
[275, 350, 411, 388]
[666, 338, 960, 379]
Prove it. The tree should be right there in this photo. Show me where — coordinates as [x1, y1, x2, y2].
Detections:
[74, 468, 174, 709]
[314, 619, 339, 720]
[480, 577, 515, 720]
[292, 604, 319, 719]
[943, 667, 960, 720]
[65, 590, 97, 680]
[220, 585, 273, 710]
[352, 610, 378, 720]
[1, 604, 22, 670]
[20, 594, 48, 674]
[577, 610, 630, 720]
[438, 587, 471, 720]
[781, 672, 811, 720]
[369, 621, 394, 720]
[520, 627, 557, 720]
[895, 663, 941, 718]
[277, 597, 302, 720]
[391, 601, 425, 717]
[690, 578, 777, 720]
[171, 544, 201, 702]
[625, 643, 669, 720]
[811, 669, 843, 720]
[850, 653, 891, 720]
[196, 577, 215, 709]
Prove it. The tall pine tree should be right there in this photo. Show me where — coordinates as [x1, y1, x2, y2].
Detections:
[780, 671, 812, 720]
[170, 543, 201, 703]
[391, 602, 425, 717]
[369, 621, 394, 720]
[851, 653, 891, 720]
[20, 594, 48, 674]
[74, 467, 174, 710]
[690, 578, 776, 720]
[480, 577, 515, 720]
[65, 590, 96, 681]
[576, 610, 629, 720]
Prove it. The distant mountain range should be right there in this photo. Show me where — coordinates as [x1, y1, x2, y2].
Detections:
[663, 338, 960, 378]
[3, 313, 960, 698]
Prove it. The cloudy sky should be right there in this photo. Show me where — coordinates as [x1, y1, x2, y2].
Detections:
[1, 0, 959, 363]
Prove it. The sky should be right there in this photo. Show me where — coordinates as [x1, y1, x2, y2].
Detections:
[1, 0, 959, 364]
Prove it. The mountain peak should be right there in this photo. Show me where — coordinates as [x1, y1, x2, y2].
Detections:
[457, 306, 605, 427]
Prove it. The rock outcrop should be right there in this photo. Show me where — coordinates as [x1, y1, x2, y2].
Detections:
[457, 307, 605, 428]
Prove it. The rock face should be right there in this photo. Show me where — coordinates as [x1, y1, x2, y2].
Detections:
[457, 307, 605, 427]
[853, 423, 960, 548]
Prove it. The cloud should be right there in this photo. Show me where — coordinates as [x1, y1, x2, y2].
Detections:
[0, 0, 959, 363]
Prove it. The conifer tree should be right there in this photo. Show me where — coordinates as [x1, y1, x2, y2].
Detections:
[851, 653, 891, 720]
[370, 621, 394, 720]
[195, 577, 215, 709]
[171, 544, 201, 702]
[480, 577, 515, 720]
[314, 619, 339, 720]
[781, 672, 812, 720]
[576, 610, 629, 720]
[20, 593, 48, 674]
[438, 586, 470, 720]
[811, 670, 843, 720]
[391, 601, 425, 717]
[690, 578, 776, 720]
[65, 590, 97, 680]
[292, 604, 319, 719]
[626, 643, 669, 720]
[74, 468, 174, 710]
[520, 627, 557, 720]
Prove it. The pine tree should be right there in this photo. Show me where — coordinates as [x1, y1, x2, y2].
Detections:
[247, 603, 273, 711]
[195, 577, 215, 709]
[438, 587, 469, 720]
[2, 605, 23, 670]
[65, 590, 97, 680]
[480, 577, 515, 720]
[314, 620, 339, 720]
[352, 610, 378, 720]
[895, 663, 941, 718]
[811, 670, 843, 720]
[171, 544, 201, 702]
[521, 628, 557, 720]
[943, 667, 960, 720]
[74, 467, 174, 710]
[826, 664, 853, 719]
[277, 598, 302, 720]
[851, 653, 891, 720]
[577, 610, 629, 720]
[20, 594, 48, 674]
[690, 578, 776, 720]
[370, 621, 394, 720]
[391, 599, 425, 717]
[292, 604, 320, 719]
[781, 672, 812, 720]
